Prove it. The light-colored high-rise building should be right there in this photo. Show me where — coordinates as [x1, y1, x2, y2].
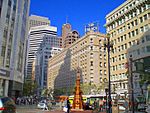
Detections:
[34, 35, 62, 95]
[47, 31, 107, 95]
[105, 0, 150, 94]
[26, 25, 57, 78]
[0, 0, 30, 97]
[29, 15, 50, 29]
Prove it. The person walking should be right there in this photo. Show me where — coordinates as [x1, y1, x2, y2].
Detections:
[66, 98, 70, 113]
[63, 98, 70, 113]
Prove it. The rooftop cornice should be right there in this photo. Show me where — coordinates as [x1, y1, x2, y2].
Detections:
[105, 0, 149, 26]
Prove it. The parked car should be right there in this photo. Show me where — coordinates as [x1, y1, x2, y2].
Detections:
[0, 97, 16, 113]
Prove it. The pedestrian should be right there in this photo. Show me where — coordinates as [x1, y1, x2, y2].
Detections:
[63, 98, 70, 113]
[66, 98, 70, 113]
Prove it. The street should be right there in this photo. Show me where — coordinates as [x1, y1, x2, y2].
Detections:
[16, 104, 147, 113]
[16, 107, 93, 113]
[16, 105, 106, 113]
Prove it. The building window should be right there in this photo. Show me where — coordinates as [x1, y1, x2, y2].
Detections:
[132, 31, 135, 37]
[137, 49, 140, 55]
[139, 17, 143, 23]
[142, 37, 145, 43]
[90, 46, 93, 50]
[135, 29, 138, 35]
[122, 54, 125, 59]
[144, 24, 149, 31]
[119, 55, 121, 61]
[146, 46, 150, 52]
[140, 26, 144, 33]
[100, 62, 102, 67]
[129, 42, 131, 47]
[112, 57, 115, 62]
[104, 55, 106, 60]
[104, 70, 106, 75]
[90, 61, 93, 66]
[146, 35, 150, 41]
[128, 32, 131, 38]
[125, 44, 127, 49]
[131, 21, 134, 27]
[135, 19, 138, 25]
[141, 47, 145, 53]
[104, 63, 106, 67]
[144, 14, 148, 20]
[100, 70, 102, 75]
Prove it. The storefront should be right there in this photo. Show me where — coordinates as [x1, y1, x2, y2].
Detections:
[0, 68, 10, 96]
[8, 81, 23, 98]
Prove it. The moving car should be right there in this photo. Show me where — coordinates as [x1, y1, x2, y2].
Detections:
[37, 102, 47, 109]
[0, 97, 16, 113]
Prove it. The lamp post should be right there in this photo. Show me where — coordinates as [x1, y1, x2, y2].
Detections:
[105, 88, 108, 111]
[104, 34, 113, 113]
[129, 56, 135, 113]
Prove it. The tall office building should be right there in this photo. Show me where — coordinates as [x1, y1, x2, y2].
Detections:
[105, 0, 150, 94]
[25, 15, 51, 79]
[0, 0, 30, 97]
[26, 25, 57, 79]
[47, 31, 107, 95]
[61, 23, 79, 48]
[35, 35, 62, 95]
[61, 23, 72, 48]
[64, 30, 80, 48]
[29, 15, 50, 29]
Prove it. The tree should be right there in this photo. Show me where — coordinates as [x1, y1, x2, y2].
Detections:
[41, 88, 54, 100]
[23, 80, 37, 96]
[81, 83, 99, 95]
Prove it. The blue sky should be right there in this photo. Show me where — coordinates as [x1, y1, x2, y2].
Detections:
[30, 0, 126, 36]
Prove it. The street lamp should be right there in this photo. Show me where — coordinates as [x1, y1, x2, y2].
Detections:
[105, 88, 108, 111]
[129, 55, 135, 113]
[103, 34, 113, 113]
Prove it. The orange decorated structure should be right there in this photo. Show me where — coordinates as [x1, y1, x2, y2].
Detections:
[72, 68, 84, 111]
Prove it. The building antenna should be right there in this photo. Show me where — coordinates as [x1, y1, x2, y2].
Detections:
[66, 16, 68, 24]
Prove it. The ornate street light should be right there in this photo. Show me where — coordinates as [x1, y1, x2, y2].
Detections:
[129, 55, 135, 113]
[103, 33, 113, 113]
[105, 88, 108, 111]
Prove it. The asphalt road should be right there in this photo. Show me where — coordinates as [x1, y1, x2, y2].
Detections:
[16, 105, 106, 113]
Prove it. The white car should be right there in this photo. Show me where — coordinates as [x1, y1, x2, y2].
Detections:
[37, 102, 47, 109]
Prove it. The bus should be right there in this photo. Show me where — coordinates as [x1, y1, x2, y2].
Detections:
[68, 94, 106, 109]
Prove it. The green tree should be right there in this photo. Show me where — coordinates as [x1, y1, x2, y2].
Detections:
[23, 80, 37, 96]
[81, 83, 98, 95]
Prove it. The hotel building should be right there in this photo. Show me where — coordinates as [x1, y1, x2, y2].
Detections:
[105, 0, 150, 94]
[47, 31, 107, 94]
[0, 0, 30, 97]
